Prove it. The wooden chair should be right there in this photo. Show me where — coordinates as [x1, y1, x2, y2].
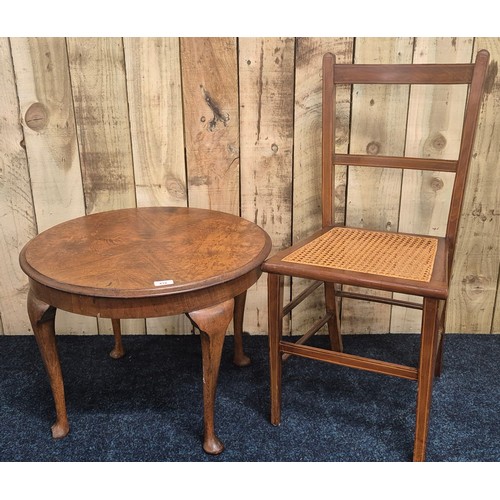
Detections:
[262, 50, 490, 461]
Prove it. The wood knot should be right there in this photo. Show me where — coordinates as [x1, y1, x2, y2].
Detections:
[201, 86, 229, 131]
[430, 177, 444, 191]
[271, 143, 279, 153]
[25, 102, 48, 131]
[472, 204, 488, 222]
[190, 175, 210, 187]
[335, 126, 349, 146]
[430, 133, 447, 151]
[423, 133, 447, 156]
[335, 184, 346, 201]
[462, 274, 489, 295]
[227, 143, 239, 156]
[166, 178, 187, 200]
[366, 141, 381, 155]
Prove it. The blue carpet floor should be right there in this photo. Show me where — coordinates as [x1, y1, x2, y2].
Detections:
[0, 333, 499, 462]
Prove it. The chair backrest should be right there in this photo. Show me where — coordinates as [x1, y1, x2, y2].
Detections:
[321, 50, 490, 275]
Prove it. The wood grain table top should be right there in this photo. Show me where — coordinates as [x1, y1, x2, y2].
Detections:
[20, 207, 272, 299]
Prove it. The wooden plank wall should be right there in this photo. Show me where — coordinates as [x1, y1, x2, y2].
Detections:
[0, 37, 499, 336]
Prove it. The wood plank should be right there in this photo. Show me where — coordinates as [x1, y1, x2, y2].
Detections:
[10, 37, 98, 335]
[124, 37, 190, 335]
[291, 37, 354, 336]
[0, 38, 37, 335]
[342, 37, 414, 334]
[447, 37, 500, 333]
[239, 37, 295, 334]
[180, 38, 239, 216]
[124, 37, 187, 209]
[391, 37, 473, 333]
[10, 38, 87, 228]
[66, 37, 143, 335]
[66, 37, 137, 214]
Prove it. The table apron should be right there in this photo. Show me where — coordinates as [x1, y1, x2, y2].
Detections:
[28, 268, 262, 319]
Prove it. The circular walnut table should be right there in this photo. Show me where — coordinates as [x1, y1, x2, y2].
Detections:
[19, 207, 271, 455]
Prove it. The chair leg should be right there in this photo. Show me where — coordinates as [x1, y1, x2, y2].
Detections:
[413, 297, 440, 462]
[434, 300, 447, 377]
[268, 273, 284, 426]
[324, 282, 342, 352]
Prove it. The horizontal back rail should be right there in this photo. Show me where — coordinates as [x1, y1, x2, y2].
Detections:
[334, 153, 458, 172]
[334, 64, 475, 84]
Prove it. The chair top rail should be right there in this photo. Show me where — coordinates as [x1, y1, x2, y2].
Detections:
[334, 63, 475, 84]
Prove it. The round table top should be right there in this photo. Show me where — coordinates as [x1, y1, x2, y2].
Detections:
[20, 207, 272, 299]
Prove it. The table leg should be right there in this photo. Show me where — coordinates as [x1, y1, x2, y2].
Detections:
[233, 290, 251, 367]
[110, 318, 125, 359]
[27, 289, 70, 439]
[188, 298, 234, 455]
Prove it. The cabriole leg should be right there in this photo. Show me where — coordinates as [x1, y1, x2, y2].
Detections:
[188, 299, 234, 455]
[27, 289, 70, 439]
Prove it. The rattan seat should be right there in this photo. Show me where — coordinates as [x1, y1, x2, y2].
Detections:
[283, 227, 438, 282]
[265, 226, 449, 299]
